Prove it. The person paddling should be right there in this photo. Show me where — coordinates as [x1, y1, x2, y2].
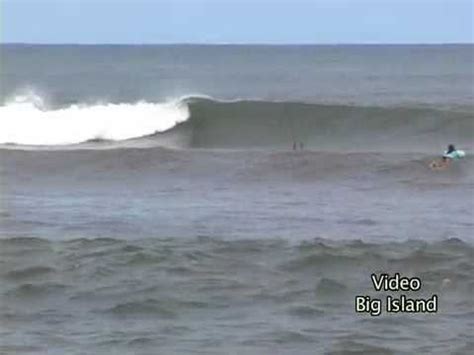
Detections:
[430, 144, 466, 170]
[442, 144, 466, 161]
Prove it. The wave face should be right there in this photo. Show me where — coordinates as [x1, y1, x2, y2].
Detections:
[170, 98, 472, 151]
[0, 94, 189, 145]
[1, 95, 472, 152]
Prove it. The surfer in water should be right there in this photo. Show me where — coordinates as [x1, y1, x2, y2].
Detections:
[442, 144, 465, 161]
[442, 144, 456, 161]
[431, 144, 466, 170]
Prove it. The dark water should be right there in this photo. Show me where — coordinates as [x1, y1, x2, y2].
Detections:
[1, 237, 473, 354]
[1, 44, 473, 354]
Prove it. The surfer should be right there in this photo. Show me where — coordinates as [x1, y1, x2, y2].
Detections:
[292, 141, 304, 151]
[442, 144, 465, 161]
[431, 144, 465, 170]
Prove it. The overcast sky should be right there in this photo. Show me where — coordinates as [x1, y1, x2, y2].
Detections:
[1, 0, 473, 44]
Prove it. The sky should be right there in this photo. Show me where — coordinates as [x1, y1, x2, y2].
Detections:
[1, 0, 473, 44]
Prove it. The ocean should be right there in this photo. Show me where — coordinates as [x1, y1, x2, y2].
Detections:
[0, 44, 473, 354]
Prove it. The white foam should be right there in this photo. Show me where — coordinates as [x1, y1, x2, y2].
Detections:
[0, 95, 189, 145]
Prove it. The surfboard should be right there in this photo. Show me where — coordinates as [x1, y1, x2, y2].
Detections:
[443, 150, 466, 159]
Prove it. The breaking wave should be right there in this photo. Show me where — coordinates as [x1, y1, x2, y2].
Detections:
[1, 94, 472, 152]
[0, 93, 189, 145]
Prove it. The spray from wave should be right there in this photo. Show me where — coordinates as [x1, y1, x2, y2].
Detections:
[0, 93, 189, 145]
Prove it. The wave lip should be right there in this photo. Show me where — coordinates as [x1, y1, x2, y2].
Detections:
[0, 94, 189, 145]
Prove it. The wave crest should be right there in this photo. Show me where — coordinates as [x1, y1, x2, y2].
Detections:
[0, 94, 189, 145]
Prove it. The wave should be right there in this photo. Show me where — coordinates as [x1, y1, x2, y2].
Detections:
[105, 299, 177, 318]
[1, 94, 472, 152]
[0, 93, 189, 145]
[168, 98, 473, 152]
[4, 266, 55, 281]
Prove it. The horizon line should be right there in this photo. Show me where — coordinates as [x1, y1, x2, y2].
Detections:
[1, 42, 473, 46]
